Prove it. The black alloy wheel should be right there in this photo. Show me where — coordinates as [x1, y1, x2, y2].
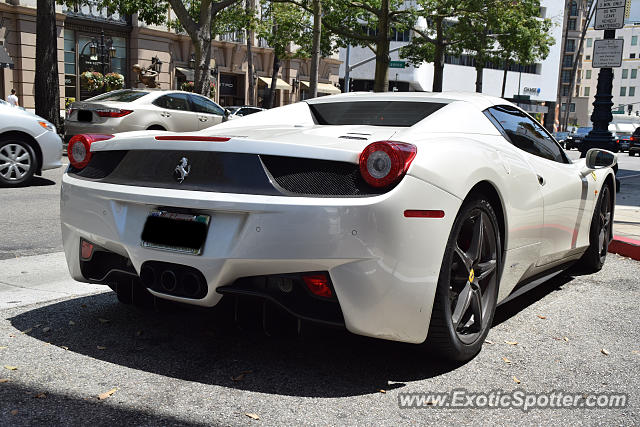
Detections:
[425, 197, 501, 361]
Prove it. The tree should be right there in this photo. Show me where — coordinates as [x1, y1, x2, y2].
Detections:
[400, 0, 475, 92]
[257, 1, 312, 107]
[493, 0, 554, 97]
[78, 0, 243, 96]
[35, 0, 61, 129]
[246, 0, 256, 105]
[258, 1, 334, 106]
[279, 0, 415, 92]
[308, 0, 322, 98]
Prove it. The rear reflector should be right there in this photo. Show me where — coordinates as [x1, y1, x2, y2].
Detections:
[80, 239, 94, 260]
[154, 136, 231, 142]
[302, 274, 332, 298]
[404, 210, 445, 218]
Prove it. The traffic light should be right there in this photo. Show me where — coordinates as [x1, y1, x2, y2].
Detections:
[628, 104, 633, 115]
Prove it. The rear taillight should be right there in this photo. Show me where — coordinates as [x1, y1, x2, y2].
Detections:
[96, 109, 133, 118]
[68, 134, 114, 169]
[359, 141, 417, 188]
[632, 136, 637, 141]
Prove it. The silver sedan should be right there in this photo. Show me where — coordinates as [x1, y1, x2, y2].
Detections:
[65, 89, 227, 147]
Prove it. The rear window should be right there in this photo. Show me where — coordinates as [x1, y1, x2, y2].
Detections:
[309, 101, 446, 127]
[87, 90, 149, 102]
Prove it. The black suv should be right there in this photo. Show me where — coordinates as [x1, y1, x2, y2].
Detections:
[630, 127, 640, 156]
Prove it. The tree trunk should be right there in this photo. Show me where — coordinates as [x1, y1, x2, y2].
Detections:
[308, 0, 322, 98]
[432, 18, 445, 92]
[264, 53, 280, 108]
[373, 0, 390, 92]
[246, 0, 255, 105]
[475, 65, 483, 93]
[501, 60, 509, 98]
[35, 0, 60, 129]
[193, 33, 213, 97]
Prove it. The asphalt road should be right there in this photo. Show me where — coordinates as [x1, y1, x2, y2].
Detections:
[0, 159, 67, 260]
[0, 253, 638, 425]
[0, 150, 639, 425]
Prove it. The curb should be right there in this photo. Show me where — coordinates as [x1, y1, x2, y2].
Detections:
[608, 235, 640, 261]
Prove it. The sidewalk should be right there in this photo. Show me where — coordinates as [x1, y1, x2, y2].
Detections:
[610, 175, 640, 260]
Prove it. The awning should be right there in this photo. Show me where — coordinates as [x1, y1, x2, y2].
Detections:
[175, 67, 195, 81]
[258, 76, 292, 91]
[0, 44, 14, 69]
[300, 81, 341, 94]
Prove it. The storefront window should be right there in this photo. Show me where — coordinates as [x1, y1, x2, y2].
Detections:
[64, 30, 76, 100]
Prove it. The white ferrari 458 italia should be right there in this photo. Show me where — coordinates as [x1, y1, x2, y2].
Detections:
[61, 92, 616, 361]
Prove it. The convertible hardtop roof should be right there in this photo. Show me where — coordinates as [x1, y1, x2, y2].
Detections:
[305, 91, 511, 111]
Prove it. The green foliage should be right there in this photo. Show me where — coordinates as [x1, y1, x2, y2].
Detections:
[400, 0, 476, 67]
[400, 0, 554, 85]
[257, 1, 333, 59]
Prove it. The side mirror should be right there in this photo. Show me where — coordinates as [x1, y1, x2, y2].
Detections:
[585, 148, 617, 169]
[224, 108, 230, 117]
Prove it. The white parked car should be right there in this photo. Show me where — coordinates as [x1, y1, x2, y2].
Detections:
[65, 89, 228, 147]
[0, 100, 62, 186]
[60, 92, 616, 361]
[226, 106, 265, 120]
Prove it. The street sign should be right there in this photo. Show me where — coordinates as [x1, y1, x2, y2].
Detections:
[389, 61, 406, 69]
[597, 0, 626, 8]
[593, 39, 624, 67]
[595, 7, 625, 29]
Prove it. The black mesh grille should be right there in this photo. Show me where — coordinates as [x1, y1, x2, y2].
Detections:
[68, 151, 127, 179]
[261, 155, 386, 196]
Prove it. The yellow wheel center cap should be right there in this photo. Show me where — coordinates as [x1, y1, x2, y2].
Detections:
[468, 269, 475, 283]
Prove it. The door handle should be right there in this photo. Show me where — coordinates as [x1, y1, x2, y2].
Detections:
[537, 174, 545, 186]
[199, 117, 208, 122]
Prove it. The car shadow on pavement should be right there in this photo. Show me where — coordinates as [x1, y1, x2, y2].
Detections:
[492, 273, 573, 327]
[9, 292, 464, 398]
[26, 176, 56, 187]
[0, 380, 202, 425]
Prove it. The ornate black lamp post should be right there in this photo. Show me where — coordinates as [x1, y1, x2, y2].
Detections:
[582, 29, 619, 156]
[80, 30, 116, 75]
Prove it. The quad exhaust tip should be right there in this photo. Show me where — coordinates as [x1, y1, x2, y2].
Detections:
[139, 261, 207, 299]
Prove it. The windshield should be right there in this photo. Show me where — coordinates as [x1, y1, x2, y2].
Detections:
[576, 127, 592, 135]
[309, 101, 446, 127]
[86, 90, 149, 102]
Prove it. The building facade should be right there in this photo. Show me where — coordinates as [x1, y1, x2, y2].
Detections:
[556, 0, 592, 130]
[0, 0, 341, 113]
[338, 0, 564, 128]
[574, 23, 640, 127]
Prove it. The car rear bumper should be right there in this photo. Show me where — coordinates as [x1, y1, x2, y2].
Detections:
[60, 172, 462, 343]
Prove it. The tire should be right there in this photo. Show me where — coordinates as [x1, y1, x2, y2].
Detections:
[574, 184, 612, 273]
[0, 138, 36, 187]
[423, 196, 502, 362]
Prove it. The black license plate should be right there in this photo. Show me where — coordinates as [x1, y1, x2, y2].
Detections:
[78, 110, 93, 122]
[141, 211, 210, 255]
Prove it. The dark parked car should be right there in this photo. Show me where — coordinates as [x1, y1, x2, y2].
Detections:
[553, 131, 569, 148]
[616, 132, 632, 152]
[564, 127, 592, 150]
[630, 128, 640, 156]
